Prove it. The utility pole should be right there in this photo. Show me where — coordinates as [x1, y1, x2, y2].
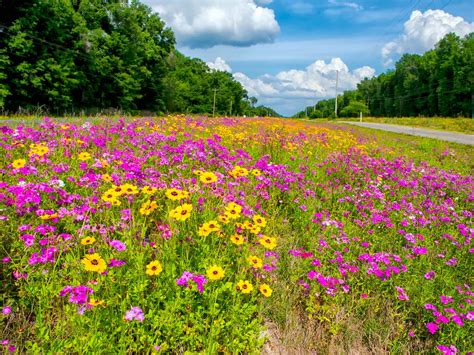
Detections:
[212, 89, 217, 117]
[334, 70, 339, 118]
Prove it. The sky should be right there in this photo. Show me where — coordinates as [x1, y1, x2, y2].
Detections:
[143, 0, 474, 116]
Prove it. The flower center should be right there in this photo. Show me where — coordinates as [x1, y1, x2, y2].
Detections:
[91, 259, 99, 265]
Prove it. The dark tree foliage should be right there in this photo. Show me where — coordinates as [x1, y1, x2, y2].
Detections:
[294, 33, 473, 118]
[0, 0, 278, 116]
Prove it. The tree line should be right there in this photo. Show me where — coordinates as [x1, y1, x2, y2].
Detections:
[0, 0, 279, 117]
[294, 32, 473, 118]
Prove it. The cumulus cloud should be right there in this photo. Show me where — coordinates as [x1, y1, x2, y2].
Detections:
[382, 9, 474, 66]
[234, 58, 374, 100]
[151, 0, 280, 48]
[230, 58, 375, 114]
[207, 57, 232, 72]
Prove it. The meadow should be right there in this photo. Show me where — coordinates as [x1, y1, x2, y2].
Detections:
[0, 116, 472, 354]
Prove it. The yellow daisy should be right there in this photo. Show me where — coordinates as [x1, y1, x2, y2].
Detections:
[80, 236, 96, 245]
[146, 261, 163, 276]
[259, 284, 273, 297]
[236, 280, 253, 294]
[78, 152, 91, 161]
[207, 265, 225, 281]
[12, 159, 26, 169]
[82, 253, 107, 273]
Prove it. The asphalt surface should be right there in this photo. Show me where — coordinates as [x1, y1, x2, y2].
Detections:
[339, 121, 474, 145]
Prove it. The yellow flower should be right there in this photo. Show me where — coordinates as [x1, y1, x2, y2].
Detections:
[82, 253, 107, 273]
[198, 224, 212, 237]
[207, 265, 225, 281]
[28, 144, 49, 157]
[142, 186, 157, 195]
[218, 214, 230, 224]
[121, 183, 139, 195]
[165, 188, 189, 201]
[80, 236, 96, 245]
[193, 170, 203, 176]
[200, 172, 218, 184]
[110, 185, 124, 196]
[229, 166, 249, 178]
[78, 152, 91, 161]
[225, 202, 242, 214]
[139, 200, 158, 216]
[247, 255, 263, 268]
[12, 159, 26, 169]
[101, 191, 117, 203]
[252, 215, 267, 228]
[259, 284, 273, 297]
[230, 234, 245, 245]
[251, 169, 262, 176]
[169, 203, 193, 221]
[259, 236, 277, 250]
[88, 299, 105, 307]
[110, 199, 121, 207]
[236, 280, 253, 294]
[101, 174, 113, 182]
[146, 261, 163, 276]
[224, 202, 242, 220]
[206, 220, 220, 232]
[249, 226, 261, 235]
[39, 213, 58, 220]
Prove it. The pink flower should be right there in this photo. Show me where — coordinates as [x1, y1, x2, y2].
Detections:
[2, 306, 12, 315]
[440, 295, 453, 304]
[109, 240, 126, 251]
[437, 345, 458, 354]
[424, 271, 436, 280]
[395, 286, 409, 301]
[125, 306, 144, 322]
[426, 322, 439, 334]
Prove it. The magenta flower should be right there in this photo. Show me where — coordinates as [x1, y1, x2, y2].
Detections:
[424, 271, 436, 280]
[426, 322, 439, 334]
[1, 306, 11, 315]
[437, 345, 458, 354]
[395, 286, 409, 301]
[176, 271, 208, 294]
[109, 240, 126, 251]
[59, 285, 93, 305]
[125, 306, 144, 322]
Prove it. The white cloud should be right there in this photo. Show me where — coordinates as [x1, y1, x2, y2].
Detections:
[382, 9, 474, 66]
[207, 57, 232, 72]
[150, 0, 280, 48]
[233, 58, 375, 114]
[328, 0, 363, 11]
[288, 1, 315, 14]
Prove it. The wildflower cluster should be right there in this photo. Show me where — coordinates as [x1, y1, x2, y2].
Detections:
[0, 116, 471, 353]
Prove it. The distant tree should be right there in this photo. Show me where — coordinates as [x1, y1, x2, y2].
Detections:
[340, 101, 369, 117]
[294, 32, 473, 118]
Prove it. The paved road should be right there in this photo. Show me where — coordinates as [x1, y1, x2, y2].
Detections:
[338, 121, 474, 145]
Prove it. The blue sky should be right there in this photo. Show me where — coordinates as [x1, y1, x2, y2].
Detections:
[144, 0, 474, 116]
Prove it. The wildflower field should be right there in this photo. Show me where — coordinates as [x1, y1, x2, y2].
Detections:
[0, 116, 472, 354]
